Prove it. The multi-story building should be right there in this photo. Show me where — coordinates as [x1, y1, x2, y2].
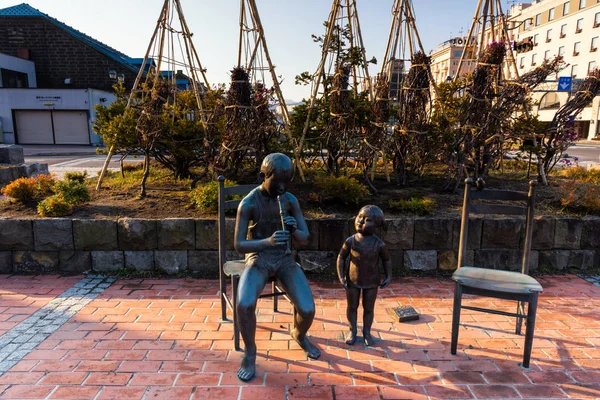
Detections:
[507, 0, 600, 139]
[430, 1, 600, 139]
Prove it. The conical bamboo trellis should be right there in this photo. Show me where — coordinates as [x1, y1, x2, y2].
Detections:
[96, 0, 210, 190]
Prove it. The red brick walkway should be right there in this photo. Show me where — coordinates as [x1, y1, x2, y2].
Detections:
[0, 275, 599, 399]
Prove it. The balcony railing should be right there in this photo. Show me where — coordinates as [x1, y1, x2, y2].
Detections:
[575, 28, 583, 33]
[560, 33, 566, 38]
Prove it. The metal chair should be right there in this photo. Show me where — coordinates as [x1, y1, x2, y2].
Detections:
[451, 178, 543, 368]
[217, 176, 290, 351]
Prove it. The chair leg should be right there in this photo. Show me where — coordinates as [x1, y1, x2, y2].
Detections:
[522, 293, 539, 368]
[220, 272, 227, 322]
[232, 275, 241, 352]
[272, 280, 278, 312]
[516, 301, 524, 335]
[450, 282, 463, 355]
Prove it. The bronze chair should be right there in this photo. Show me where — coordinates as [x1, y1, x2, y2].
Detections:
[451, 178, 543, 368]
[217, 176, 290, 351]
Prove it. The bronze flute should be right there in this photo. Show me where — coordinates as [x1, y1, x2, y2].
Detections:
[277, 195, 292, 255]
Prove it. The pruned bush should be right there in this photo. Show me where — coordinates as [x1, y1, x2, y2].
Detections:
[35, 174, 57, 197]
[2, 177, 37, 202]
[190, 179, 238, 212]
[64, 171, 88, 183]
[55, 180, 90, 205]
[37, 195, 72, 217]
[389, 197, 435, 215]
[312, 175, 370, 205]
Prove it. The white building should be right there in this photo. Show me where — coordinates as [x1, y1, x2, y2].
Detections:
[0, 53, 115, 145]
[508, 0, 600, 139]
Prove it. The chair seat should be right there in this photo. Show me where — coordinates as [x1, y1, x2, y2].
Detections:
[223, 260, 245, 277]
[452, 266, 543, 294]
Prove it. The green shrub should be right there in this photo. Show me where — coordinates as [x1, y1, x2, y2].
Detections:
[313, 175, 370, 205]
[389, 197, 435, 215]
[55, 180, 90, 205]
[2, 177, 37, 202]
[190, 179, 239, 212]
[64, 171, 88, 183]
[37, 195, 72, 217]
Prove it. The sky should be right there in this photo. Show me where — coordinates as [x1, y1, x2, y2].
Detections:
[0, 0, 499, 101]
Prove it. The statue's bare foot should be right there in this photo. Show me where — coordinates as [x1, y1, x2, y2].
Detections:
[345, 330, 357, 345]
[237, 354, 256, 382]
[291, 328, 321, 359]
[363, 332, 378, 347]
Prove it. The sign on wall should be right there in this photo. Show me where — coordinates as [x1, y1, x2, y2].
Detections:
[35, 95, 62, 104]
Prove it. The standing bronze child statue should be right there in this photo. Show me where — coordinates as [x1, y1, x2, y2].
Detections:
[234, 153, 320, 382]
[337, 205, 392, 346]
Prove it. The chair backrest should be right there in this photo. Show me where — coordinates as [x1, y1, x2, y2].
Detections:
[457, 178, 536, 274]
[217, 176, 258, 276]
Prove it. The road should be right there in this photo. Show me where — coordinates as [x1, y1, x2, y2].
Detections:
[25, 155, 143, 179]
[20, 142, 600, 178]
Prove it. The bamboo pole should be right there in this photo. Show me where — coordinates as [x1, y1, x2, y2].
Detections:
[296, 0, 340, 176]
[455, 0, 484, 82]
[237, 0, 245, 68]
[351, 0, 374, 100]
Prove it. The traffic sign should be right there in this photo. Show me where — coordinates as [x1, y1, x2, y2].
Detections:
[558, 76, 573, 92]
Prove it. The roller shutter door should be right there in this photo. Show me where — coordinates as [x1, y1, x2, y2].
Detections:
[15, 110, 90, 145]
[14, 110, 53, 144]
[53, 111, 90, 144]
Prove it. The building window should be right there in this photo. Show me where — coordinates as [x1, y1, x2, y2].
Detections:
[549, 8, 555, 21]
[539, 92, 562, 110]
[576, 18, 584, 33]
[559, 46, 566, 56]
[571, 64, 578, 77]
[595, 12, 600, 27]
[0, 68, 29, 88]
[579, 0, 586, 9]
[545, 50, 551, 60]
[535, 13, 542, 26]
[532, 53, 537, 66]
[574, 41, 581, 55]
[589, 61, 597, 74]
[563, 1, 570, 15]
[520, 57, 525, 68]
[546, 29, 553, 42]
[524, 18, 531, 30]
[592, 36, 599, 51]
[534, 33, 540, 45]
[561, 24, 568, 38]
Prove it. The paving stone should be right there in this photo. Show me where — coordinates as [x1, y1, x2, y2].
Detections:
[74, 219, 118, 250]
[0, 219, 33, 250]
[481, 218, 524, 248]
[188, 250, 219, 278]
[438, 250, 458, 271]
[0, 251, 12, 273]
[389, 249, 404, 275]
[124, 251, 154, 271]
[91, 251, 124, 272]
[59, 251, 91, 274]
[404, 250, 437, 271]
[0, 144, 25, 164]
[414, 218, 455, 250]
[382, 219, 415, 250]
[474, 249, 539, 271]
[581, 216, 600, 249]
[319, 219, 350, 251]
[33, 219, 73, 251]
[195, 220, 219, 250]
[158, 219, 195, 250]
[297, 251, 337, 273]
[155, 250, 188, 275]
[13, 251, 59, 274]
[118, 218, 158, 250]
[554, 218, 583, 249]
[452, 217, 483, 250]
[532, 216, 556, 250]
[295, 219, 320, 250]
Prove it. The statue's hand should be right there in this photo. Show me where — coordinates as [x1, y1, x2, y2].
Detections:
[340, 278, 348, 289]
[269, 230, 290, 248]
[380, 277, 391, 289]
[283, 215, 297, 233]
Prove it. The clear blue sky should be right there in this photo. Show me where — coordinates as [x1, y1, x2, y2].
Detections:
[1, 0, 490, 101]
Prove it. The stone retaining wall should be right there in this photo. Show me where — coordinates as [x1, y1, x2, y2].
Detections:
[0, 217, 598, 276]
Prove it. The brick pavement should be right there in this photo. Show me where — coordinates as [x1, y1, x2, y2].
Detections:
[0, 275, 598, 399]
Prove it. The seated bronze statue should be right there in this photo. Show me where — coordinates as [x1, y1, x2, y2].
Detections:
[234, 153, 320, 382]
